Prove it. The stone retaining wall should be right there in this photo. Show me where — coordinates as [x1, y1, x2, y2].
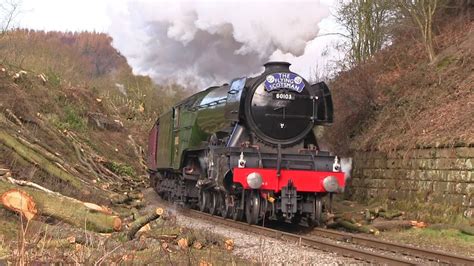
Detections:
[348, 147, 473, 222]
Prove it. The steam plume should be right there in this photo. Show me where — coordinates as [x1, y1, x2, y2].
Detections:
[108, 0, 330, 88]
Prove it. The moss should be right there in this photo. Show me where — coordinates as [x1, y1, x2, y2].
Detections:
[436, 55, 457, 69]
[104, 161, 136, 177]
[0, 218, 18, 241]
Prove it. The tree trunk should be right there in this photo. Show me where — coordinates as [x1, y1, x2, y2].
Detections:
[0, 180, 121, 233]
[372, 220, 413, 231]
[336, 219, 380, 235]
[124, 208, 164, 240]
[459, 226, 474, 236]
[0, 131, 86, 192]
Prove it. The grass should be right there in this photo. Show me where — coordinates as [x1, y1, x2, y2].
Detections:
[52, 104, 87, 132]
[0, 244, 8, 260]
[46, 69, 61, 87]
[382, 227, 474, 256]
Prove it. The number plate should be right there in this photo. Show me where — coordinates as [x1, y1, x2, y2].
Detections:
[273, 93, 295, 101]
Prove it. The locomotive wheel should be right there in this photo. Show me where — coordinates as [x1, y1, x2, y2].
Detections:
[220, 193, 231, 218]
[208, 192, 218, 215]
[245, 190, 261, 225]
[308, 196, 323, 227]
[232, 208, 243, 221]
[232, 196, 244, 221]
[315, 196, 323, 224]
[198, 190, 210, 212]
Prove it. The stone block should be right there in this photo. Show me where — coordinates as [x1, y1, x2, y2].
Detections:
[466, 159, 473, 170]
[433, 181, 449, 193]
[443, 194, 464, 205]
[399, 180, 417, 190]
[350, 178, 360, 187]
[466, 184, 474, 197]
[352, 168, 363, 177]
[445, 170, 470, 182]
[386, 159, 396, 169]
[411, 158, 433, 170]
[455, 147, 474, 158]
[406, 170, 417, 180]
[454, 182, 467, 194]
[436, 158, 471, 170]
[417, 180, 433, 191]
[435, 148, 458, 159]
[362, 168, 384, 179]
[463, 208, 473, 218]
[381, 179, 396, 188]
[374, 158, 387, 169]
[413, 149, 437, 159]
[364, 151, 387, 159]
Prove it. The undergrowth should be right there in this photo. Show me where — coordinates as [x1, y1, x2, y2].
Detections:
[104, 161, 136, 177]
[55, 105, 87, 131]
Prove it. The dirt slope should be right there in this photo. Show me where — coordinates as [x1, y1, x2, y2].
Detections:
[327, 20, 474, 154]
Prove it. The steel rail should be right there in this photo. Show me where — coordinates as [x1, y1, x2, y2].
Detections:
[185, 209, 414, 265]
[311, 228, 474, 265]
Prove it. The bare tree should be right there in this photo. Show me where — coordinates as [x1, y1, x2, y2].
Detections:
[396, 0, 443, 62]
[335, 0, 396, 65]
[1, 0, 20, 34]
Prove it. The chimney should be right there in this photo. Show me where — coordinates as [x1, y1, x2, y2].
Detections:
[263, 61, 291, 73]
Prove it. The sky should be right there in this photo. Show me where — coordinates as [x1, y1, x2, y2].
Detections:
[18, 0, 345, 87]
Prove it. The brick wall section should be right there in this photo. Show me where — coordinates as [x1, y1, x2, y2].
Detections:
[348, 147, 473, 221]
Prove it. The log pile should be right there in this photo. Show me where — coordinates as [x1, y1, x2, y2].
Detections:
[327, 204, 427, 235]
[0, 174, 121, 233]
[0, 168, 164, 238]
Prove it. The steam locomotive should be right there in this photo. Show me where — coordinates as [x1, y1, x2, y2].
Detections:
[147, 62, 347, 226]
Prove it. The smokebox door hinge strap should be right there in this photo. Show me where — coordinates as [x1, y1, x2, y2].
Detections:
[277, 144, 282, 177]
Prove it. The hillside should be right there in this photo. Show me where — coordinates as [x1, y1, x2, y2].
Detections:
[326, 19, 473, 155]
[0, 30, 233, 264]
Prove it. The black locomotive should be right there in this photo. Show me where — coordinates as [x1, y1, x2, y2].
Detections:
[147, 61, 347, 226]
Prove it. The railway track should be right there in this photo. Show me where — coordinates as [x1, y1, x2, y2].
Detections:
[182, 209, 474, 265]
[310, 228, 474, 265]
[183, 209, 415, 265]
[151, 193, 473, 265]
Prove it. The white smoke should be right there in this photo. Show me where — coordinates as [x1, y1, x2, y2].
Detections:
[108, 0, 331, 88]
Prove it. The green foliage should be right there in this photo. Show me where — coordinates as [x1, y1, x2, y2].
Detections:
[54, 105, 87, 131]
[46, 69, 61, 87]
[104, 161, 136, 177]
[436, 55, 457, 69]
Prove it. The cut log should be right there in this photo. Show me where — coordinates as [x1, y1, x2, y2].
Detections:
[83, 202, 112, 215]
[38, 236, 78, 249]
[0, 189, 37, 220]
[336, 219, 380, 235]
[0, 131, 85, 191]
[149, 234, 178, 241]
[368, 207, 385, 216]
[124, 208, 164, 240]
[372, 220, 413, 231]
[410, 220, 427, 228]
[379, 211, 404, 220]
[459, 226, 474, 236]
[0, 180, 121, 233]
